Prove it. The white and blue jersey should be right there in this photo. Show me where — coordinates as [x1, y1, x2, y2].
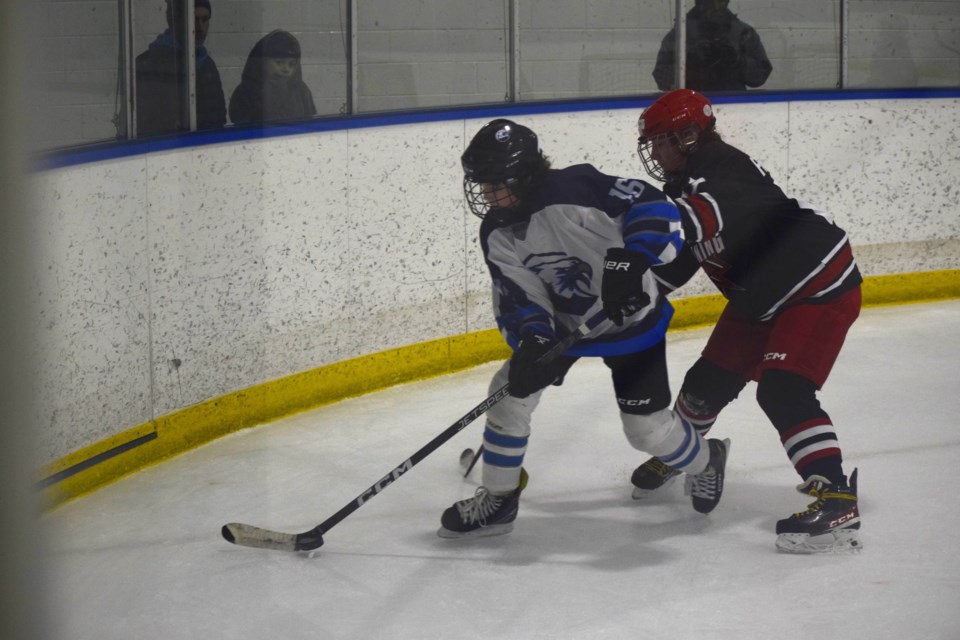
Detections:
[480, 164, 684, 357]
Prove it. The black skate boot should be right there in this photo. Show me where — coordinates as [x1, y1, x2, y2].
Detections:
[775, 468, 861, 554]
[631, 457, 681, 499]
[684, 438, 730, 514]
[437, 469, 528, 539]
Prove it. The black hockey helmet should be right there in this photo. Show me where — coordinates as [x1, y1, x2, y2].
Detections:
[461, 119, 547, 219]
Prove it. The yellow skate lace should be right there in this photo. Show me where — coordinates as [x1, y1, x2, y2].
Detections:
[644, 458, 676, 479]
[793, 482, 856, 518]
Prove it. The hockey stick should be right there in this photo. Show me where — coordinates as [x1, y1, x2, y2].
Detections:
[221, 309, 609, 552]
[461, 444, 483, 478]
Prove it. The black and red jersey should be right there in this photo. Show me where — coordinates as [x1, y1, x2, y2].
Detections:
[652, 140, 862, 320]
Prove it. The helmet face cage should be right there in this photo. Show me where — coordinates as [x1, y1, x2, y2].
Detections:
[638, 126, 702, 183]
[462, 176, 522, 218]
[637, 134, 667, 182]
[461, 119, 543, 219]
[637, 89, 715, 183]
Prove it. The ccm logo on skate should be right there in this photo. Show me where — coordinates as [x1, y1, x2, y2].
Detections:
[828, 512, 857, 528]
[357, 459, 414, 506]
[605, 261, 631, 271]
[763, 352, 787, 361]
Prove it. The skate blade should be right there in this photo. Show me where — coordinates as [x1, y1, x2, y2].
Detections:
[775, 529, 862, 554]
[437, 522, 514, 539]
[631, 473, 680, 500]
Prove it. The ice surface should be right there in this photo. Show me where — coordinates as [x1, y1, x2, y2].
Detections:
[41, 300, 960, 639]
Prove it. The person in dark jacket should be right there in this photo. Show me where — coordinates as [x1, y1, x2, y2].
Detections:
[135, 0, 226, 136]
[652, 0, 772, 92]
[229, 30, 317, 125]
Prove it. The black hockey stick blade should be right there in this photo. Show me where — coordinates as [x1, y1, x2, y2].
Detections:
[220, 309, 609, 553]
[221, 522, 324, 552]
[218, 386, 514, 552]
[462, 444, 483, 478]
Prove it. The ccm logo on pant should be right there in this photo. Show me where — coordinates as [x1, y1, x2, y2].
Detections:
[618, 398, 652, 406]
[764, 352, 788, 361]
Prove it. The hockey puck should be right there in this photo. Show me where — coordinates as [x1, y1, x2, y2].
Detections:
[459, 447, 475, 470]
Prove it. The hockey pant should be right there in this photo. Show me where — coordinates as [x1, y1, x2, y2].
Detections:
[689, 290, 860, 485]
[480, 341, 713, 494]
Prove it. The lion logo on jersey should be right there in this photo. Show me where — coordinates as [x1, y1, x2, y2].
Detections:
[523, 252, 596, 315]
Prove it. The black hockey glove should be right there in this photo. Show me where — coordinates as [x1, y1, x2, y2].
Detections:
[507, 332, 576, 399]
[601, 247, 652, 326]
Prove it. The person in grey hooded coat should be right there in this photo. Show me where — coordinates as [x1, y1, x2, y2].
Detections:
[230, 30, 317, 125]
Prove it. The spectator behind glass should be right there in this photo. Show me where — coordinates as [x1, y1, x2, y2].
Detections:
[135, 0, 226, 136]
[229, 30, 317, 125]
[653, 0, 772, 92]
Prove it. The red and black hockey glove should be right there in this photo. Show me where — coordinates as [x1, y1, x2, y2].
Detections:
[507, 332, 576, 399]
[601, 247, 652, 326]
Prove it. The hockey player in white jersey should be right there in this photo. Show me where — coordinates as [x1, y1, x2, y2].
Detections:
[438, 119, 731, 538]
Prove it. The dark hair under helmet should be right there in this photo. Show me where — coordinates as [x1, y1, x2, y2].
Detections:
[461, 119, 547, 218]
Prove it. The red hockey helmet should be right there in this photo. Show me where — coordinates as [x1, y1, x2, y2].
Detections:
[637, 89, 716, 181]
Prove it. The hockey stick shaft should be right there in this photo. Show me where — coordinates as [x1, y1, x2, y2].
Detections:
[462, 443, 483, 478]
[222, 309, 609, 552]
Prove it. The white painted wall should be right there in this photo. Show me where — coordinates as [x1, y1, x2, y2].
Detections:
[28, 97, 960, 467]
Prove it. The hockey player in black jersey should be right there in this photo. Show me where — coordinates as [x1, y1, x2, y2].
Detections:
[438, 118, 731, 539]
[622, 89, 862, 553]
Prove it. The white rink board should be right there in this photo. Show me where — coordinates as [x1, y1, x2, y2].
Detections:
[29, 98, 960, 465]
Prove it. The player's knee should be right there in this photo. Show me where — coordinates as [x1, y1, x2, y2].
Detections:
[676, 389, 715, 419]
[680, 358, 745, 412]
[621, 408, 676, 451]
[756, 369, 823, 426]
[483, 416, 530, 440]
[486, 362, 537, 434]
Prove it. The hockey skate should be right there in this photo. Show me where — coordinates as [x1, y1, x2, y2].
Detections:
[437, 469, 528, 539]
[684, 438, 730, 514]
[775, 468, 861, 554]
[631, 456, 681, 499]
